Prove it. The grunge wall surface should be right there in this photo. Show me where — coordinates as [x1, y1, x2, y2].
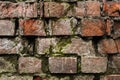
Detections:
[0, 0, 120, 80]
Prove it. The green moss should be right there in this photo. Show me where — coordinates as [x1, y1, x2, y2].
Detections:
[52, 38, 71, 55]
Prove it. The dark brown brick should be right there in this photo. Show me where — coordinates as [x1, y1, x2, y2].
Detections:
[49, 57, 77, 73]
[80, 19, 105, 36]
[0, 20, 15, 36]
[81, 57, 107, 73]
[112, 57, 120, 70]
[98, 39, 118, 54]
[19, 19, 46, 36]
[111, 21, 120, 39]
[86, 1, 101, 16]
[18, 57, 42, 73]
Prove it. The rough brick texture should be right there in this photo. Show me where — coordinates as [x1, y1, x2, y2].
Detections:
[0, 0, 119, 80]
[18, 57, 42, 74]
[49, 57, 77, 74]
[81, 57, 107, 73]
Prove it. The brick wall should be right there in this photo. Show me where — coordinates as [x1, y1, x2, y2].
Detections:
[0, 0, 120, 80]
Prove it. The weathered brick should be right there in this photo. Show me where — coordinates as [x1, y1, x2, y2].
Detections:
[80, 19, 105, 36]
[103, 2, 120, 16]
[75, 2, 85, 17]
[115, 39, 120, 53]
[0, 75, 33, 80]
[44, 2, 64, 17]
[74, 75, 94, 80]
[111, 20, 120, 39]
[98, 39, 118, 54]
[106, 19, 112, 36]
[86, 1, 101, 16]
[51, 18, 77, 35]
[44, 2, 72, 17]
[0, 20, 15, 36]
[0, 56, 17, 73]
[0, 2, 37, 18]
[18, 57, 42, 73]
[44, 0, 77, 2]
[81, 57, 107, 73]
[36, 38, 57, 54]
[25, 3, 37, 18]
[62, 38, 95, 56]
[100, 75, 120, 80]
[19, 19, 46, 36]
[112, 57, 120, 71]
[0, 38, 22, 54]
[49, 57, 77, 73]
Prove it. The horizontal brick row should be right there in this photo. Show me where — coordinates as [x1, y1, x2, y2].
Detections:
[0, 56, 108, 74]
[0, 1, 120, 18]
[1, 18, 120, 38]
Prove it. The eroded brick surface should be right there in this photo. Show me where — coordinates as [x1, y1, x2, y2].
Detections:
[86, 1, 101, 16]
[98, 38, 118, 54]
[0, 2, 37, 18]
[49, 57, 77, 73]
[19, 19, 46, 36]
[62, 38, 95, 56]
[18, 57, 42, 73]
[51, 18, 77, 35]
[0, 56, 17, 73]
[74, 75, 94, 80]
[0, 38, 22, 54]
[36, 38, 57, 54]
[80, 19, 105, 36]
[101, 75, 120, 80]
[0, 20, 15, 36]
[81, 57, 107, 73]
[103, 2, 120, 16]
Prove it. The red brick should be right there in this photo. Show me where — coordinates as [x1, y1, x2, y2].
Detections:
[0, 2, 37, 18]
[80, 19, 105, 36]
[0, 20, 15, 36]
[49, 57, 77, 73]
[75, 2, 85, 17]
[86, 1, 101, 16]
[115, 39, 120, 53]
[51, 18, 77, 35]
[18, 57, 42, 74]
[98, 39, 118, 54]
[106, 19, 112, 36]
[19, 19, 46, 36]
[103, 2, 120, 16]
[81, 57, 107, 73]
